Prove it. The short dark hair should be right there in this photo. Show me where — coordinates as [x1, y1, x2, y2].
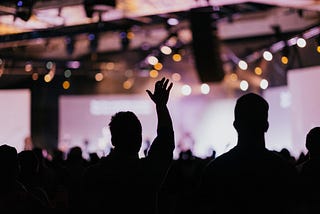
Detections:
[306, 127, 320, 153]
[0, 144, 19, 176]
[234, 93, 269, 132]
[109, 111, 142, 151]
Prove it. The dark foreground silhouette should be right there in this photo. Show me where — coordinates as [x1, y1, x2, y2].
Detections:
[297, 127, 320, 213]
[198, 93, 299, 214]
[81, 77, 175, 214]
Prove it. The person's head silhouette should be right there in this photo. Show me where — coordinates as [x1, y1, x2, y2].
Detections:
[233, 93, 269, 148]
[0, 144, 19, 181]
[109, 111, 142, 155]
[305, 127, 320, 157]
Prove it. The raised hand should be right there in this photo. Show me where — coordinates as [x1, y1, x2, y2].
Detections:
[146, 77, 173, 107]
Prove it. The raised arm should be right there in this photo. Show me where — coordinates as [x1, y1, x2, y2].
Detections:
[146, 77, 174, 158]
[146, 77, 173, 132]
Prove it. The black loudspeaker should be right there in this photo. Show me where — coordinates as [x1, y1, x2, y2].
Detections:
[189, 6, 225, 83]
[84, 0, 116, 18]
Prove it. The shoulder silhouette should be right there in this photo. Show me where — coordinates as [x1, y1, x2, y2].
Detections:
[297, 127, 320, 213]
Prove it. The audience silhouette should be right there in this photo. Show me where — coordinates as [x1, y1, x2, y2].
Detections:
[81, 77, 175, 214]
[297, 127, 320, 213]
[0, 144, 46, 212]
[17, 150, 52, 209]
[1, 85, 319, 214]
[65, 146, 87, 213]
[159, 149, 207, 214]
[198, 93, 299, 214]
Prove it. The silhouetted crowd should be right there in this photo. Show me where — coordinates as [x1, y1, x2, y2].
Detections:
[0, 77, 319, 214]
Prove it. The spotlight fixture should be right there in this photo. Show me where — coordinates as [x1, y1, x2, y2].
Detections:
[15, 0, 34, 21]
[88, 33, 98, 52]
[119, 29, 131, 51]
[316, 35, 320, 53]
[281, 44, 290, 65]
[316, 35, 320, 46]
[65, 36, 75, 55]
[84, 0, 116, 18]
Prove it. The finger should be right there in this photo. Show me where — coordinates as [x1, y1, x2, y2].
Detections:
[156, 80, 162, 88]
[146, 90, 153, 99]
[163, 78, 169, 89]
[167, 82, 173, 92]
[159, 77, 165, 85]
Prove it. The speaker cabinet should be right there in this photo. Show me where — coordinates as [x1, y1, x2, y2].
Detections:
[189, 6, 225, 83]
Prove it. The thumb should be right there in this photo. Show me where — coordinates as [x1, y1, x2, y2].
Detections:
[146, 90, 153, 99]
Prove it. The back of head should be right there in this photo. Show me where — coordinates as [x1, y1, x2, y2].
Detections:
[109, 111, 142, 154]
[234, 93, 269, 134]
[67, 146, 83, 162]
[306, 127, 320, 155]
[52, 149, 64, 161]
[0, 144, 18, 179]
[18, 150, 39, 174]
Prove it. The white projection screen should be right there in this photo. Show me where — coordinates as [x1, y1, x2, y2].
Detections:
[263, 86, 292, 154]
[0, 89, 31, 152]
[287, 65, 320, 156]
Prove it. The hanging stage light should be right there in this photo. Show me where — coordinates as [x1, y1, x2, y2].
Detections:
[65, 36, 75, 55]
[15, 0, 34, 21]
[88, 33, 98, 52]
[119, 29, 131, 51]
[84, 0, 116, 18]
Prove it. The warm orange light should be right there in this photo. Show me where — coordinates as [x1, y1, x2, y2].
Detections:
[230, 73, 238, 81]
[32, 73, 38, 81]
[106, 62, 115, 70]
[127, 32, 134, 40]
[44, 74, 52, 82]
[154, 62, 163, 71]
[281, 56, 288, 65]
[95, 73, 104, 82]
[149, 69, 159, 78]
[254, 67, 263, 75]
[172, 53, 182, 62]
[123, 80, 133, 89]
[62, 81, 70, 89]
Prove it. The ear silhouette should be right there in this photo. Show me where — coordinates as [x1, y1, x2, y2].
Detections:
[233, 120, 239, 132]
[264, 121, 269, 133]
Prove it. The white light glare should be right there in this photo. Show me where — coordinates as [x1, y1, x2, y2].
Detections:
[297, 38, 306, 48]
[160, 46, 172, 55]
[260, 79, 268, 90]
[167, 18, 179, 26]
[240, 80, 249, 91]
[238, 60, 248, 70]
[280, 91, 291, 109]
[263, 51, 273, 61]
[172, 73, 181, 81]
[147, 56, 159, 65]
[181, 84, 192, 96]
[201, 83, 210, 94]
